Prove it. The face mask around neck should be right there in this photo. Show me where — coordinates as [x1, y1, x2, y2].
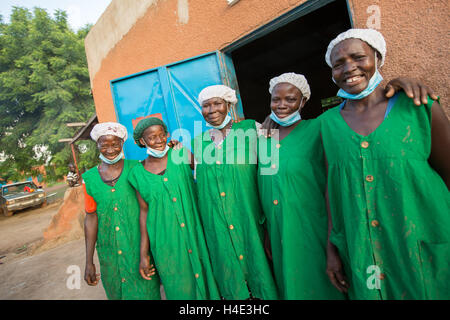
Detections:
[208, 113, 232, 129]
[206, 103, 232, 129]
[146, 144, 170, 158]
[269, 97, 305, 127]
[99, 151, 124, 165]
[335, 52, 383, 100]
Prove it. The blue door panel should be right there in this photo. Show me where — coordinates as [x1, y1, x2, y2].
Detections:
[111, 69, 170, 160]
[110, 52, 241, 160]
[166, 54, 224, 148]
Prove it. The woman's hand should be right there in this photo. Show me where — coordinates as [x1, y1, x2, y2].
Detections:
[326, 244, 349, 293]
[261, 115, 279, 137]
[139, 255, 156, 280]
[84, 263, 100, 286]
[168, 139, 183, 150]
[385, 77, 438, 106]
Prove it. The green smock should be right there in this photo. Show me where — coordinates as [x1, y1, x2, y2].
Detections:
[193, 119, 278, 300]
[83, 159, 161, 300]
[257, 119, 345, 300]
[320, 92, 450, 299]
[128, 148, 220, 300]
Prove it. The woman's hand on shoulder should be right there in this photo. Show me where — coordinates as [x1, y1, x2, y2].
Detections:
[260, 115, 279, 137]
[385, 77, 438, 106]
[168, 139, 183, 150]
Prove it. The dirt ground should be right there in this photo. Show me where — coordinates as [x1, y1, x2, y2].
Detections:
[0, 193, 107, 299]
[0, 185, 166, 300]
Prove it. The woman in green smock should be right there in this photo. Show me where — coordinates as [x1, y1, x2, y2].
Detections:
[321, 28, 450, 299]
[257, 73, 345, 299]
[192, 85, 278, 300]
[83, 122, 161, 300]
[128, 117, 220, 300]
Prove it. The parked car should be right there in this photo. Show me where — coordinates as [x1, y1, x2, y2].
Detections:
[1, 181, 46, 217]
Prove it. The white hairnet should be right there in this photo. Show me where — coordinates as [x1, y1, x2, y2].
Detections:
[325, 28, 386, 67]
[90, 122, 128, 142]
[198, 85, 238, 106]
[269, 73, 311, 101]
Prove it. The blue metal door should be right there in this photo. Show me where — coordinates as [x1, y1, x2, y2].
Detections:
[110, 51, 242, 160]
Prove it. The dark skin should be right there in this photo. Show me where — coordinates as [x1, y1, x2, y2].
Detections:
[325, 38, 450, 293]
[136, 125, 169, 280]
[84, 134, 156, 286]
[173, 97, 233, 170]
[262, 76, 439, 133]
[260, 83, 306, 261]
[201, 97, 234, 146]
[330, 38, 450, 184]
[269, 83, 306, 140]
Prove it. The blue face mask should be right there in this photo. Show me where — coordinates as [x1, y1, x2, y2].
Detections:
[146, 145, 170, 158]
[337, 69, 383, 100]
[99, 151, 124, 165]
[335, 53, 383, 100]
[270, 110, 301, 127]
[207, 113, 232, 130]
[269, 97, 305, 127]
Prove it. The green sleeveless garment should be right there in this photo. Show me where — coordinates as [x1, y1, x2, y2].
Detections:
[320, 92, 450, 299]
[128, 148, 220, 300]
[193, 119, 278, 300]
[257, 119, 345, 299]
[82, 159, 161, 300]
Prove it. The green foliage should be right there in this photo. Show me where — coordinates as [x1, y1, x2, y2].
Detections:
[77, 140, 100, 174]
[0, 7, 97, 182]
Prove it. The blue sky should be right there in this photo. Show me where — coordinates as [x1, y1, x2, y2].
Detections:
[0, 0, 112, 30]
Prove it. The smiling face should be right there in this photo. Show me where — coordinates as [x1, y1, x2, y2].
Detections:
[201, 97, 229, 126]
[140, 125, 167, 151]
[97, 135, 123, 160]
[330, 38, 379, 94]
[270, 83, 304, 118]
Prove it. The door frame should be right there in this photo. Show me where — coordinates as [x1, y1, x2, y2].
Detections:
[221, 0, 353, 54]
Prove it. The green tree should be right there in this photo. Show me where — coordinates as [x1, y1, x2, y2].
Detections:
[0, 7, 97, 182]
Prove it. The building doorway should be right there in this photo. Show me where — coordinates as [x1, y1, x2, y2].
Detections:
[227, 0, 352, 122]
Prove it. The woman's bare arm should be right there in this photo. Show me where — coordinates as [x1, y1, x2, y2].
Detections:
[136, 190, 156, 280]
[84, 212, 100, 285]
[429, 101, 450, 190]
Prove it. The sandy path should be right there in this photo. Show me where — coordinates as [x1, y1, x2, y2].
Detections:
[0, 239, 107, 299]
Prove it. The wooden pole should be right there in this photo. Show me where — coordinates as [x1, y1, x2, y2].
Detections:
[70, 143, 80, 183]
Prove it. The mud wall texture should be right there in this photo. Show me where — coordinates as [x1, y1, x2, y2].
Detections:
[85, 0, 449, 121]
[348, 0, 449, 116]
[32, 186, 85, 255]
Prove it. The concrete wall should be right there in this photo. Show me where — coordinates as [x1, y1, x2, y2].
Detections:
[84, 0, 158, 88]
[85, 0, 449, 122]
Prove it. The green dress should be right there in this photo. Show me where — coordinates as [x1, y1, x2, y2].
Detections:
[128, 148, 220, 300]
[320, 92, 450, 299]
[193, 119, 278, 300]
[83, 159, 161, 300]
[257, 119, 345, 300]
